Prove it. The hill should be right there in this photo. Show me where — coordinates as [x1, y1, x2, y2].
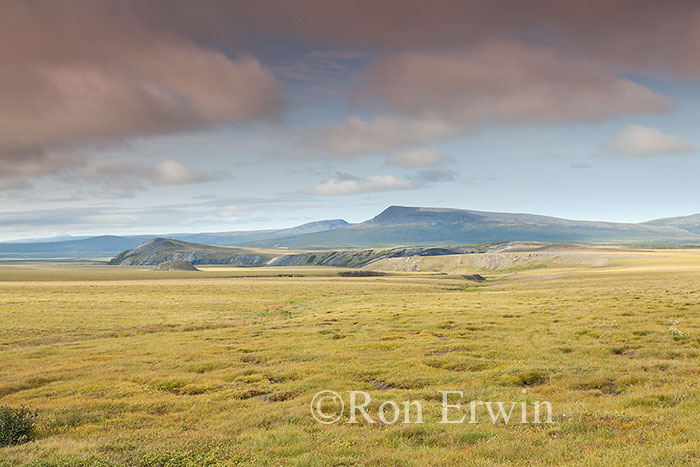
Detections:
[108, 238, 477, 267]
[166, 219, 349, 245]
[643, 213, 700, 235]
[0, 235, 153, 259]
[109, 239, 665, 274]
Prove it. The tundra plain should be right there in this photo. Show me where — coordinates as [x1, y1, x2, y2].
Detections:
[1, 248, 700, 465]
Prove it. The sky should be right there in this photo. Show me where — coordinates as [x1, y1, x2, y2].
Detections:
[1, 0, 700, 241]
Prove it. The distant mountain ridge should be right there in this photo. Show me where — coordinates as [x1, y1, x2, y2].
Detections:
[246, 206, 700, 248]
[0, 235, 153, 258]
[0, 219, 349, 258]
[3, 206, 700, 259]
[164, 219, 349, 246]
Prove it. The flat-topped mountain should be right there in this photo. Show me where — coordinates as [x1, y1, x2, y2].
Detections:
[364, 206, 485, 226]
[246, 206, 698, 248]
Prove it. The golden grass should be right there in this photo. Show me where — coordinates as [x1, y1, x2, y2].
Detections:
[1, 252, 700, 465]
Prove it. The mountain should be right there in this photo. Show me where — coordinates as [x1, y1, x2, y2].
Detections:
[0, 235, 154, 259]
[0, 235, 93, 243]
[245, 206, 700, 248]
[5, 207, 700, 260]
[643, 214, 700, 235]
[0, 220, 349, 259]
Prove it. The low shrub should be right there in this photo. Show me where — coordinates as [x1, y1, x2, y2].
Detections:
[0, 405, 37, 447]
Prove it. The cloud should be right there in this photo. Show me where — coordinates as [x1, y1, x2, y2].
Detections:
[363, 43, 669, 122]
[0, 178, 31, 191]
[3, 0, 699, 196]
[0, 149, 87, 191]
[308, 173, 416, 195]
[412, 167, 457, 183]
[0, 1, 284, 188]
[315, 42, 670, 155]
[0, 194, 315, 241]
[78, 159, 147, 190]
[153, 160, 214, 185]
[383, 148, 458, 183]
[78, 159, 227, 189]
[313, 117, 462, 156]
[385, 148, 452, 168]
[131, 1, 700, 78]
[602, 125, 695, 157]
[307, 153, 457, 196]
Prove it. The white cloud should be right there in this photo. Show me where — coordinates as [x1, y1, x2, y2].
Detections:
[154, 160, 211, 185]
[602, 124, 695, 157]
[78, 158, 226, 189]
[313, 116, 461, 157]
[308, 173, 416, 195]
[385, 148, 452, 168]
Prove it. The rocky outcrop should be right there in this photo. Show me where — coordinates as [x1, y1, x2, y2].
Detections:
[153, 261, 200, 271]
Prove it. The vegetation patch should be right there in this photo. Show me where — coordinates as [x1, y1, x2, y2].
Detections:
[0, 406, 37, 447]
[463, 274, 486, 281]
[258, 391, 300, 402]
[0, 377, 60, 398]
[338, 270, 386, 277]
[504, 370, 550, 387]
[424, 357, 494, 372]
[572, 375, 642, 395]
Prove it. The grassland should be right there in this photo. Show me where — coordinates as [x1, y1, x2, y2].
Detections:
[1, 250, 700, 465]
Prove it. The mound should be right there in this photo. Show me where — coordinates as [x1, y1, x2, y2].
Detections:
[338, 270, 385, 277]
[153, 260, 200, 271]
[463, 274, 485, 281]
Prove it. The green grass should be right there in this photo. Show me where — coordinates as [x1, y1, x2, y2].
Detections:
[1, 252, 700, 465]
